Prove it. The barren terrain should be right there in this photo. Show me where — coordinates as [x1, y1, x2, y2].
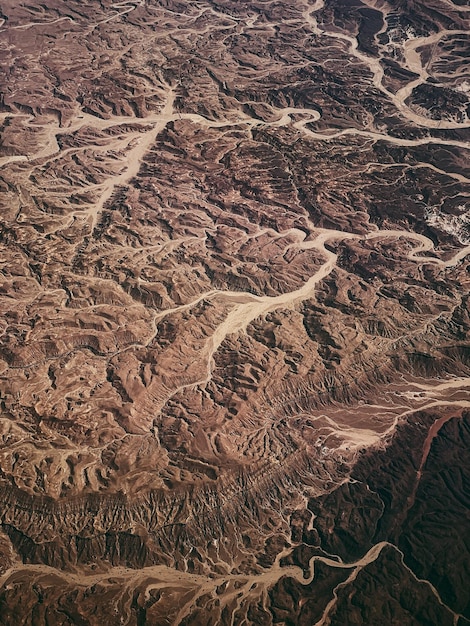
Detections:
[0, 0, 469, 624]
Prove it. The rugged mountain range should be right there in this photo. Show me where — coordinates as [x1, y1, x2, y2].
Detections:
[0, 0, 469, 624]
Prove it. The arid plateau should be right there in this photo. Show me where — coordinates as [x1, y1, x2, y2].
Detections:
[0, 0, 469, 624]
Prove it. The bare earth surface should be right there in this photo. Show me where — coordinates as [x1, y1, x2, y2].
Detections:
[0, 0, 469, 624]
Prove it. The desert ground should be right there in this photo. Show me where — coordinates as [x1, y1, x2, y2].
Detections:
[0, 0, 469, 624]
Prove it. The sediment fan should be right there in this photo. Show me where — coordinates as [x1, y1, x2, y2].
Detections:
[0, 0, 469, 624]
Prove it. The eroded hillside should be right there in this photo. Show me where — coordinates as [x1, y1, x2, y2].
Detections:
[0, 0, 469, 624]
